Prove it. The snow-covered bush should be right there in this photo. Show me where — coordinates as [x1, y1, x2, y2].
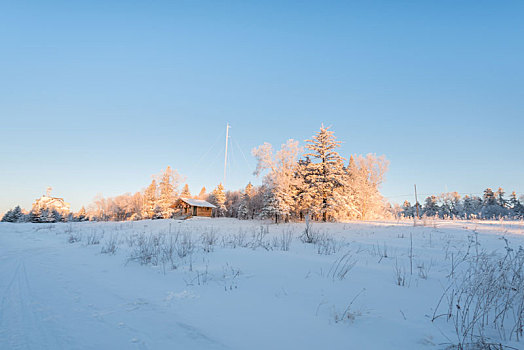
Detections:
[433, 239, 524, 349]
[101, 234, 118, 255]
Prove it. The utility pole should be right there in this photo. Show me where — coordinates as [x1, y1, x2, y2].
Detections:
[223, 123, 230, 187]
[414, 184, 420, 219]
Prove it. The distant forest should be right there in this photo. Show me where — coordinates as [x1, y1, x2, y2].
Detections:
[398, 188, 524, 220]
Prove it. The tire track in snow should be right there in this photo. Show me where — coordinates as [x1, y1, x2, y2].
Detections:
[0, 257, 66, 350]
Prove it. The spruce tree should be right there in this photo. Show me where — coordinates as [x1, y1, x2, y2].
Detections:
[302, 125, 346, 221]
[260, 187, 279, 223]
[142, 179, 158, 219]
[11, 206, 23, 222]
[29, 207, 42, 223]
[402, 201, 414, 218]
[76, 206, 88, 222]
[237, 183, 254, 220]
[1, 209, 14, 222]
[482, 188, 504, 219]
[212, 183, 227, 217]
[509, 191, 523, 218]
[158, 166, 179, 219]
[423, 196, 439, 217]
[198, 187, 207, 199]
[181, 184, 191, 198]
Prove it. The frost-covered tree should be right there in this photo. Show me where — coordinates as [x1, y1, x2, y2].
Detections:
[423, 196, 439, 217]
[509, 191, 524, 219]
[253, 139, 302, 222]
[260, 187, 280, 222]
[211, 183, 227, 217]
[225, 190, 242, 218]
[157, 166, 181, 219]
[76, 206, 88, 222]
[198, 187, 207, 199]
[142, 179, 158, 219]
[1, 206, 25, 222]
[481, 188, 505, 219]
[402, 200, 414, 218]
[12, 206, 24, 222]
[495, 187, 507, 208]
[1, 209, 14, 222]
[29, 207, 42, 223]
[237, 183, 254, 220]
[181, 184, 191, 198]
[301, 125, 347, 221]
[347, 154, 389, 220]
[439, 192, 462, 219]
[462, 195, 482, 219]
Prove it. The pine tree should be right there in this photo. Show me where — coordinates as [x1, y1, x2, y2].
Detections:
[11, 206, 23, 222]
[198, 187, 207, 199]
[463, 195, 482, 219]
[76, 206, 88, 222]
[1, 209, 14, 222]
[481, 188, 505, 219]
[509, 191, 524, 219]
[496, 187, 506, 207]
[212, 183, 226, 217]
[237, 183, 254, 220]
[43, 209, 56, 223]
[181, 184, 191, 198]
[423, 196, 439, 217]
[439, 192, 462, 219]
[302, 125, 346, 221]
[52, 209, 63, 222]
[402, 200, 414, 218]
[142, 179, 158, 219]
[260, 187, 279, 222]
[29, 207, 42, 223]
[158, 166, 180, 219]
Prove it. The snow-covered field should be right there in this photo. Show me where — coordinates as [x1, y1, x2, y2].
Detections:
[1, 218, 524, 350]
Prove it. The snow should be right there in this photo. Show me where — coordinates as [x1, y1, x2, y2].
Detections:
[180, 198, 216, 208]
[32, 195, 70, 213]
[1, 218, 524, 349]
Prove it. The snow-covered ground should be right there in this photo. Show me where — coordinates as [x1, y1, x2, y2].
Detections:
[1, 218, 524, 349]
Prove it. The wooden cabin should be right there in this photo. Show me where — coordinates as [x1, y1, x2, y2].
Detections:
[173, 198, 216, 217]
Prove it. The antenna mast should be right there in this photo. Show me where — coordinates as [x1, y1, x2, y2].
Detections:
[223, 123, 230, 187]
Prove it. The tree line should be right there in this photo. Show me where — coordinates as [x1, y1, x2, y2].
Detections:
[2, 125, 392, 223]
[399, 188, 524, 220]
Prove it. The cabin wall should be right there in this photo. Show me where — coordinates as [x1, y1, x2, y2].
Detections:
[196, 207, 212, 217]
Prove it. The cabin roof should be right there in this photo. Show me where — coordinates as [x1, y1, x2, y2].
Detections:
[179, 198, 216, 208]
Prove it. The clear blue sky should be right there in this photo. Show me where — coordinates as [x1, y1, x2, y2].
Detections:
[1, 0, 523, 214]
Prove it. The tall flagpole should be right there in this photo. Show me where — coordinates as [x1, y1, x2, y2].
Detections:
[223, 123, 230, 187]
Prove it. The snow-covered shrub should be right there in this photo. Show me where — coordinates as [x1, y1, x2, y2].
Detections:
[433, 239, 524, 349]
[86, 230, 102, 245]
[315, 233, 339, 255]
[272, 228, 293, 251]
[128, 233, 163, 264]
[68, 232, 82, 243]
[201, 229, 218, 253]
[160, 235, 178, 271]
[101, 234, 118, 255]
[176, 231, 195, 259]
[220, 231, 248, 249]
[250, 226, 270, 250]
